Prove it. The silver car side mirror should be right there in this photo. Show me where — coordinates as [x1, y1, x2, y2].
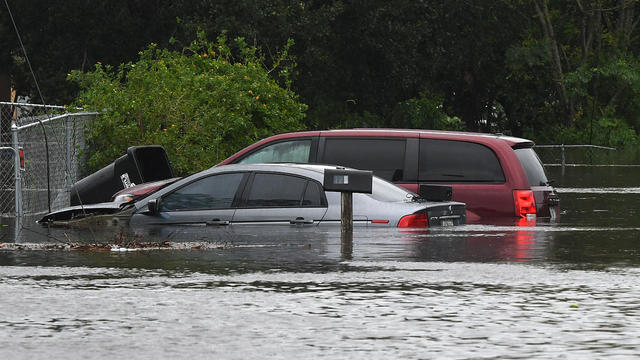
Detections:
[147, 198, 160, 215]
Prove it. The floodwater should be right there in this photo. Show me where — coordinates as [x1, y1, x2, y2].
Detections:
[1, 164, 640, 359]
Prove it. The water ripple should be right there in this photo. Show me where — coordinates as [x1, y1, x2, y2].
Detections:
[0, 263, 639, 358]
[558, 187, 640, 194]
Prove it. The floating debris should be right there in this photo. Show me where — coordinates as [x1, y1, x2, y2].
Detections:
[0, 241, 305, 251]
[0, 242, 170, 251]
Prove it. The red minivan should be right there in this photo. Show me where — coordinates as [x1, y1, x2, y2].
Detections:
[218, 129, 560, 224]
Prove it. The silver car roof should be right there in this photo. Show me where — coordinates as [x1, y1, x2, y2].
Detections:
[205, 163, 350, 183]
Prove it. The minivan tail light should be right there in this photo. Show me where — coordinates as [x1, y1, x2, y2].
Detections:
[398, 213, 429, 228]
[513, 190, 537, 217]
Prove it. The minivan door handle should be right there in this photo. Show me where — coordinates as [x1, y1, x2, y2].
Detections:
[290, 217, 314, 225]
[206, 219, 230, 226]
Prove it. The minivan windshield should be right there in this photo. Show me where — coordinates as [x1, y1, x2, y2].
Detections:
[514, 148, 549, 186]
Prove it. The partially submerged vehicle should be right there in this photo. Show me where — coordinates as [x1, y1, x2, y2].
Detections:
[218, 129, 560, 222]
[69, 128, 559, 225]
[40, 164, 466, 229]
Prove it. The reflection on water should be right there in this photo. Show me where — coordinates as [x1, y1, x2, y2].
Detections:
[2, 164, 640, 358]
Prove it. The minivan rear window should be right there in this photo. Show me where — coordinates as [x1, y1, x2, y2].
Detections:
[323, 138, 406, 182]
[419, 139, 505, 183]
[514, 148, 549, 186]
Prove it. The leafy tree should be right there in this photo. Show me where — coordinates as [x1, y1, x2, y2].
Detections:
[391, 93, 464, 131]
[506, 0, 640, 145]
[69, 31, 306, 175]
[5, 0, 640, 148]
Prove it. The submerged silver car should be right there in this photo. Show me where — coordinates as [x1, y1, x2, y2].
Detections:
[40, 164, 466, 228]
[130, 163, 465, 228]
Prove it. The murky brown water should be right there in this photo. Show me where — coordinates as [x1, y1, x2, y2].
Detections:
[1, 163, 640, 359]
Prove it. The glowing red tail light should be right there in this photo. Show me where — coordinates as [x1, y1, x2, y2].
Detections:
[397, 213, 429, 228]
[513, 190, 537, 218]
[18, 148, 25, 171]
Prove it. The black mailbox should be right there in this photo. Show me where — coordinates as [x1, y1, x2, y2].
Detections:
[419, 184, 452, 202]
[323, 168, 373, 193]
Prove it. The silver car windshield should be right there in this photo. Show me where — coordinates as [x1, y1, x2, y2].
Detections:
[367, 177, 414, 202]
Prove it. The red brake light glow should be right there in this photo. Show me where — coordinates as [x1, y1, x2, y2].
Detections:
[513, 190, 537, 218]
[371, 220, 389, 224]
[397, 213, 429, 228]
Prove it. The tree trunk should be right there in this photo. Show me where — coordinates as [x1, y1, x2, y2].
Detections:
[533, 0, 574, 125]
[0, 72, 12, 145]
[616, 0, 640, 52]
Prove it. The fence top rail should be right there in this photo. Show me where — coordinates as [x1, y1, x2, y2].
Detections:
[12, 112, 98, 131]
[0, 101, 66, 110]
[534, 144, 617, 150]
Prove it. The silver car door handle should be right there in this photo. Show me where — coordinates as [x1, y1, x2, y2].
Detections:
[290, 217, 314, 225]
[206, 219, 230, 226]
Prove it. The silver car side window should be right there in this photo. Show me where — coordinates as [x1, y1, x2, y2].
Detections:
[245, 173, 308, 207]
[302, 180, 323, 206]
[160, 173, 244, 211]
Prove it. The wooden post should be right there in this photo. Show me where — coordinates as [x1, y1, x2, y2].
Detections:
[341, 191, 353, 233]
[323, 168, 371, 260]
[341, 191, 353, 259]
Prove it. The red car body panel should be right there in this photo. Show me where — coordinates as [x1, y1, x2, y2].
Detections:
[111, 177, 181, 201]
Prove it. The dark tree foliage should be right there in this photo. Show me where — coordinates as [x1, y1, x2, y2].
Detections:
[1, 0, 182, 103]
[175, 0, 523, 131]
[2, 0, 640, 146]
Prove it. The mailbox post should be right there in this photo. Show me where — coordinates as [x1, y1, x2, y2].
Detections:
[323, 168, 373, 258]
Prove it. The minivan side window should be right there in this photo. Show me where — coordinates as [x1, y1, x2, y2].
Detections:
[322, 138, 406, 181]
[245, 173, 324, 207]
[160, 172, 244, 211]
[419, 139, 505, 183]
[238, 140, 311, 164]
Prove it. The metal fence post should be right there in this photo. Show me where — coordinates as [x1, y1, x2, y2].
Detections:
[66, 115, 72, 188]
[11, 123, 22, 218]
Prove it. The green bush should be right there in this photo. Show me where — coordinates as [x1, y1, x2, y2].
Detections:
[68, 31, 306, 175]
[391, 93, 463, 131]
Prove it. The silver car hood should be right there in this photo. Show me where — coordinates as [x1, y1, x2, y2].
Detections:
[38, 201, 131, 223]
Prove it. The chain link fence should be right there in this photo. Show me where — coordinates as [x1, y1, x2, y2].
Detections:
[0, 102, 97, 218]
[535, 144, 640, 167]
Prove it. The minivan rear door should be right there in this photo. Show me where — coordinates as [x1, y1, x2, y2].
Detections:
[417, 138, 515, 220]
